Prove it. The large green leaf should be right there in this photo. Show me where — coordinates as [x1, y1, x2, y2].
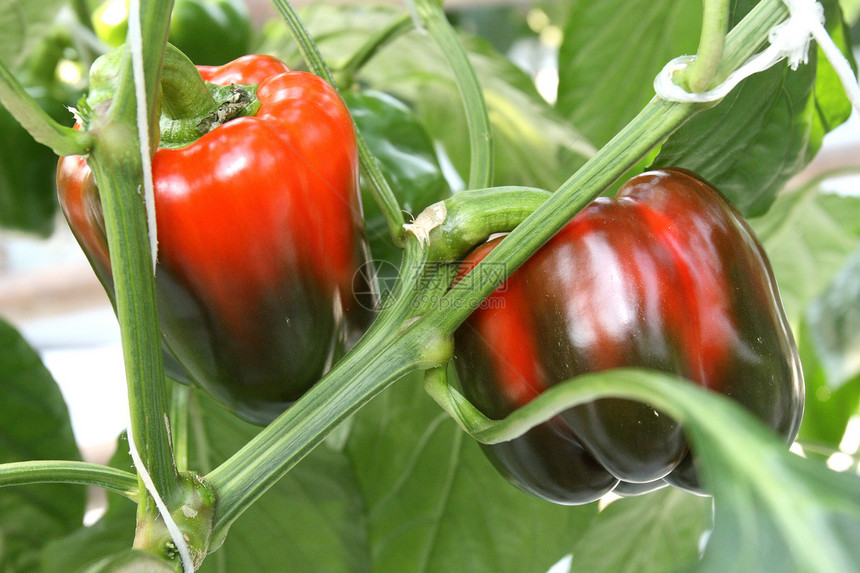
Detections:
[258, 3, 594, 192]
[0, 0, 65, 70]
[555, 0, 702, 148]
[467, 369, 860, 572]
[0, 318, 86, 572]
[750, 187, 860, 328]
[344, 89, 450, 275]
[653, 61, 818, 217]
[652, 0, 854, 217]
[0, 101, 63, 236]
[190, 392, 370, 573]
[796, 322, 860, 450]
[569, 488, 712, 573]
[650, 373, 860, 573]
[344, 371, 599, 573]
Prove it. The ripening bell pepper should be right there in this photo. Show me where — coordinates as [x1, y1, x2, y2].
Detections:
[453, 169, 804, 504]
[57, 48, 373, 424]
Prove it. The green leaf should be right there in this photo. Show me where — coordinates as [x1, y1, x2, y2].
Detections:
[258, 3, 594, 192]
[812, 0, 856, 134]
[652, 62, 817, 217]
[806, 245, 860, 389]
[344, 89, 450, 273]
[569, 488, 712, 573]
[344, 371, 599, 573]
[0, 0, 65, 70]
[555, 0, 702, 148]
[0, 102, 62, 236]
[652, 0, 854, 217]
[750, 187, 860, 328]
[189, 391, 369, 573]
[650, 374, 860, 573]
[796, 322, 860, 450]
[0, 318, 86, 571]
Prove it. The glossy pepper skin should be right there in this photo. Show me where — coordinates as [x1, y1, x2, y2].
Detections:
[453, 169, 804, 504]
[57, 55, 373, 425]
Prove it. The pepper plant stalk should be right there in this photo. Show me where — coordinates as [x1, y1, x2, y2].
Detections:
[684, 0, 731, 93]
[411, 0, 494, 190]
[204, 0, 793, 538]
[269, 0, 407, 245]
[83, 0, 183, 546]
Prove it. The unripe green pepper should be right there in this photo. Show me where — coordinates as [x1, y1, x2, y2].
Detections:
[93, 0, 252, 65]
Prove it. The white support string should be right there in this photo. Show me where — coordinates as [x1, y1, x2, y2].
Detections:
[654, 0, 860, 112]
[127, 426, 195, 573]
[126, 0, 189, 566]
[127, 0, 159, 272]
[402, 0, 426, 34]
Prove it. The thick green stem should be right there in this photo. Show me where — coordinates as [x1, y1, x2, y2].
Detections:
[423, 186, 551, 261]
[88, 142, 177, 495]
[270, 0, 406, 245]
[0, 461, 138, 500]
[684, 0, 731, 93]
[412, 0, 493, 190]
[86, 0, 178, 502]
[0, 59, 92, 156]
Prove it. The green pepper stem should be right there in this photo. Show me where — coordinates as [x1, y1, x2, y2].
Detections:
[0, 58, 92, 156]
[159, 44, 218, 120]
[88, 143, 178, 495]
[171, 383, 191, 473]
[0, 460, 139, 500]
[684, 0, 731, 93]
[270, 0, 407, 246]
[423, 186, 551, 261]
[412, 0, 494, 190]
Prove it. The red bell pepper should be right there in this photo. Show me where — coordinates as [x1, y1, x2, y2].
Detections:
[58, 52, 373, 424]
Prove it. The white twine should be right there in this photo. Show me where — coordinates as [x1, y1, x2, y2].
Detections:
[127, 426, 195, 573]
[654, 0, 860, 111]
[402, 0, 426, 34]
[128, 0, 159, 272]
